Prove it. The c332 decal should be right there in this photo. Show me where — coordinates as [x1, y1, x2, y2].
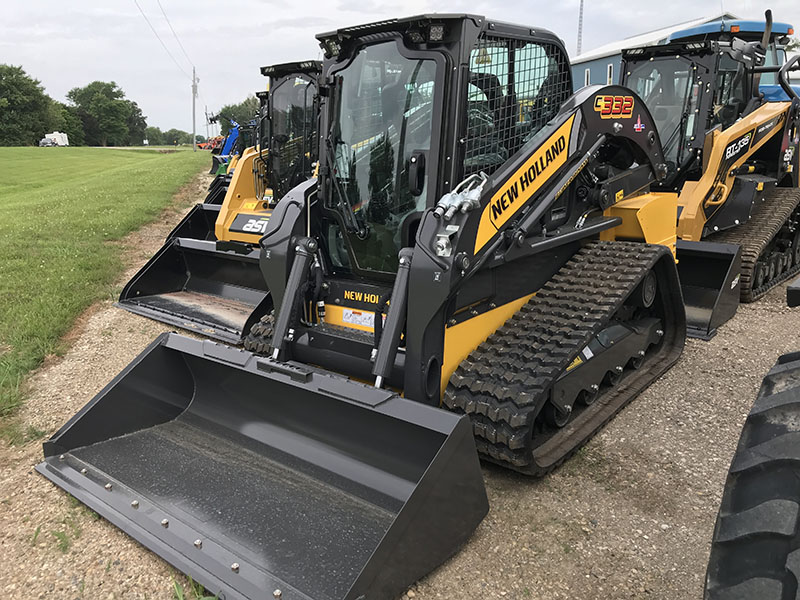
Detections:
[593, 95, 634, 119]
[474, 114, 575, 254]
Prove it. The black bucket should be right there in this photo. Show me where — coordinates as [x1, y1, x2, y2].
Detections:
[204, 174, 232, 205]
[165, 204, 220, 242]
[789, 274, 800, 307]
[209, 154, 225, 175]
[118, 239, 271, 344]
[37, 333, 488, 600]
[676, 240, 741, 340]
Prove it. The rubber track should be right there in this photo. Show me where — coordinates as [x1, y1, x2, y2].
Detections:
[711, 188, 800, 302]
[242, 313, 274, 354]
[443, 240, 684, 475]
[705, 352, 800, 600]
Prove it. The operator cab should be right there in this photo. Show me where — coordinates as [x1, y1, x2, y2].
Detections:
[316, 15, 571, 279]
[621, 18, 795, 190]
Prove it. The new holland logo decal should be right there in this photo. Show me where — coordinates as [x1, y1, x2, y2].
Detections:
[474, 114, 575, 254]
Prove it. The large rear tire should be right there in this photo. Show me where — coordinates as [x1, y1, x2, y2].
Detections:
[705, 352, 800, 599]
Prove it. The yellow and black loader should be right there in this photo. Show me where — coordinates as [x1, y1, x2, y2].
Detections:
[39, 15, 692, 600]
[117, 61, 320, 343]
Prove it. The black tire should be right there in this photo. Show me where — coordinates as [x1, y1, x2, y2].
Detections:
[705, 352, 800, 600]
[242, 313, 275, 355]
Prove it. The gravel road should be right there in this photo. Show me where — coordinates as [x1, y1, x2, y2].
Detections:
[1, 172, 797, 599]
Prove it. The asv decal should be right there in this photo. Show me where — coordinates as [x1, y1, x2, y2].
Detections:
[242, 218, 269, 234]
[593, 95, 634, 119]
[786, 146, 796, 164]
[724, 132, 752, 160]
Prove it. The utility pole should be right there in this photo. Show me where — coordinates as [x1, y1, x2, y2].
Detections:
[192, 66, 198, 151]
[577, 0, 584, 56]
[205, 105, 209, 140]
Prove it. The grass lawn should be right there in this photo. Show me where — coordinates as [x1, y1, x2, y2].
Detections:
[0, 147, 207, 436]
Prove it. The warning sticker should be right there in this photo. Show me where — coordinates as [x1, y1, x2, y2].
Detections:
[342, 308, 374, 329]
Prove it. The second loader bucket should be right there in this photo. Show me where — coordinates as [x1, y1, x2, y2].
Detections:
[204, 174, 232, 205]
[676, 240, 741, 340]
[37, 333, 489, 600]
[165, 203, 220, 241]
[118, 238, 270, 344]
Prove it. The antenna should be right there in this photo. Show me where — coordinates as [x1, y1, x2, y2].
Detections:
[577, 0, 584, 55]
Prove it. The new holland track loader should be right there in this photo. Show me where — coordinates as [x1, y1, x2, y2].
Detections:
[38, 15, 687, 600]
[619, 11, 800, 338]
[117, 61, 321, 344]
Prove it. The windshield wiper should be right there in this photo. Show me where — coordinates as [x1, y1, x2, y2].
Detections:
[324, 136, 368, 239]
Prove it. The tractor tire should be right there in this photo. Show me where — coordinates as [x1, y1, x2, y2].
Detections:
[705, 351, 800, 599]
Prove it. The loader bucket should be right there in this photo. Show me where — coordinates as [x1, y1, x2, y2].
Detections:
[676, 240, 741, 340]
[789, 274, 800, 307]
[209, 154, 225, 174]
[118, 238, 270, 344]
[204, 174, 232, 205]
[165, 203, 220, 241]
[37, 333, 489, 600]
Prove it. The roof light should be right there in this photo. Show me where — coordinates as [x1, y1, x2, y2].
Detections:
[730, 25, 740, 33]
[428, 23, 445, 42]
[407, 30, 425, 44]
[789, 27, 795, 35]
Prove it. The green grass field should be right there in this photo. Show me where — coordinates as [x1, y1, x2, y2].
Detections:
[0, 147, 207, 437]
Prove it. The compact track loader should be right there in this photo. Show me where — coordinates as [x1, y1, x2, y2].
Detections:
[39, 15, 687, 600]
[204, 115, 261, 205]
[620, 11, 800, 338]
[118, 62, 320, 344]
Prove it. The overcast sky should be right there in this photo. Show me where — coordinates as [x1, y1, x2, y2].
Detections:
[2, 1, 797, 133]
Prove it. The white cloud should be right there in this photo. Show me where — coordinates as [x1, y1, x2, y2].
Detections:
[1, 0, 797, 131]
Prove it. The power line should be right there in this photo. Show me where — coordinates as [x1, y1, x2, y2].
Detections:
[155, 0, 194, 69]
[131, 0, 191, 80]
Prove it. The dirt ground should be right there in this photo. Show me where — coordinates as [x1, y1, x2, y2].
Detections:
[1, 172, 798, 599]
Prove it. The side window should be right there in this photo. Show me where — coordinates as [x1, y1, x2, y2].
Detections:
[463, 37, 570, 177]
[714, 55, 747, 129]
[464, 38, 511, 177]
[606, 63, 614, 84]
[584, 68, 591, 87]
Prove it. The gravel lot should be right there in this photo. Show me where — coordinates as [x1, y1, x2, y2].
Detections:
[1, 172, 798, 599]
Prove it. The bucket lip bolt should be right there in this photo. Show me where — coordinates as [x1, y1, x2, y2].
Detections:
[273, 590, 282, 598]
[161, 518, 169, 528]
[193, 539, 203, 549]
[231, 562, 240, 573]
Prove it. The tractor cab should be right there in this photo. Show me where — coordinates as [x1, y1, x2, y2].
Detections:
[621, 16, 797, 191]
[313, 15, 572, 281]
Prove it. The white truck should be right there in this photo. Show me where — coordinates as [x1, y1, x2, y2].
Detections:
[38, 131, 69, 147]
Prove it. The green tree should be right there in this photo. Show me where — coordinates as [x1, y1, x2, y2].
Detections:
[786, 37, 800, 52]
[44, 100, 85, 145]
[195, 134, 206, 143]
[66, 81, 133, 146]
[0, 65, 53, 145]
[123, 100, 147, 145]
[163, 128, 189, 145]
[217, 95, 259, 135]
[145, 126, 163, 145]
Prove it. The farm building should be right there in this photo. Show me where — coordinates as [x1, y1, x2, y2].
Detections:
[571, 13, 737, 88]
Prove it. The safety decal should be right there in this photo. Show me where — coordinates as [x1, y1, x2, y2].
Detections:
[593, 95, 634, 119]
[633, 115, 645, 132]
[474, 114, 575, 253]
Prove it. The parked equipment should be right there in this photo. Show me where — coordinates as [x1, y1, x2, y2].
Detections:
[39, 15, 688, 600]
[117, 62, 320, 344]
[620, 11, 800, 338]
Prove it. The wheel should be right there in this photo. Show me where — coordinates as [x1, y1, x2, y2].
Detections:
[768, 254, 779, 282]
[604, 366, 624, 386]
[577, 386, 600, 406]
[542, 401, 571, 428]
[793, 231, 800, 266]
[705, 352, 800, 599]
[753, 260, 768, 290]
[628, 350, 646, 370]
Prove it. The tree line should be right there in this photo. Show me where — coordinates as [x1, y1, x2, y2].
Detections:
[0, 65, 202, 146]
